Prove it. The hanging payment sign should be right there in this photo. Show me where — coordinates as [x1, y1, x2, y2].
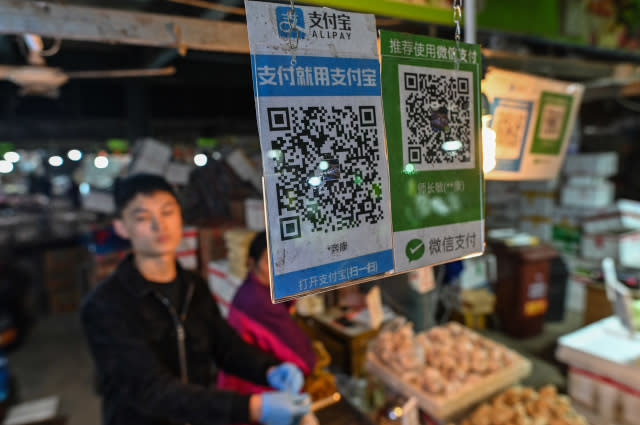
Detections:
[379, 30, 485, 272]
[483, 68, 584, 181]
[245, 1, 394, 302]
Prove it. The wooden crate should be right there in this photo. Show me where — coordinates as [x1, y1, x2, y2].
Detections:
[366, 340, 531, 421]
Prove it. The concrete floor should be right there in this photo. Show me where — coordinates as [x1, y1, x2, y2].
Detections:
[5, 311, 584, 424]
[6, 312, 100, 425]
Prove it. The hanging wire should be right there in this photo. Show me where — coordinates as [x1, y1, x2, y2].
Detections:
[453, 0, 463, 70]
[286, 0, 300, 65]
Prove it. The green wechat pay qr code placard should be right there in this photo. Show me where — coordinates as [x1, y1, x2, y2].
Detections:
[529, 91, 573, 156]
[379, 30, 484, 232]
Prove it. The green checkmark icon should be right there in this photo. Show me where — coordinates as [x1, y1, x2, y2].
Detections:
[406, 239, 425, 262]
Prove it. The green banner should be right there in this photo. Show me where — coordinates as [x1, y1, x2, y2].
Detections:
[380, 30, 485, 271]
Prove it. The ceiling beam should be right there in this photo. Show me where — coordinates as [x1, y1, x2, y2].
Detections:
[0, 0, 250, 54]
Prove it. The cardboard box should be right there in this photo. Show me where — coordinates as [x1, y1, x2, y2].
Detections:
[583, 199, 640, 234]
[551, 207, 594, 255]
[519, 216, 553, 241]
[580, 230, 640, 267]
[520, 191, 556, 216]
[563, 152, 618, 177]
[560, 181, 614, 208]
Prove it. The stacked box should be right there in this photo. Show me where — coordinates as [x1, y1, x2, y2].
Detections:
[560, 152, 617, 209]
[244, 198, 265, 231]
[44, 246, 86, 313]
[207, 260, 243, 318]
[552, 207, 600, 255]
[197, 222, 239, 279]
[557, 317, 640, 425]
[485, 181, 520, 230]
[176, 226, 198, 271]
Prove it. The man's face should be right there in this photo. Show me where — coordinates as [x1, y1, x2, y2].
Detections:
[113, 191, 183, 258]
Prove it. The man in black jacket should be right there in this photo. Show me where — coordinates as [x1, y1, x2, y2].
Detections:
[82, 174, 310, 425]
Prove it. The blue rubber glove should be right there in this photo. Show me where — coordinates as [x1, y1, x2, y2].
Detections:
[267, 363, 304, 394]
[260, 391, 311, 425]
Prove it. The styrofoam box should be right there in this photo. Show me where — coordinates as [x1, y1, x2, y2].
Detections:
[568, 369, 595, 407]
[485, 181, 520, 204]
[519, 216, 553, 241]
[622, 391, 640, 425]
[519, 179, 560, 191]
[560, 181, 614, 209]
[207, 260, 243, 317]
[563, 152, 619, 177]
[244, 198, 265, 231]
[459, 256, 489, 290]
[583, 199, 640, 234]
[557, 317, 640, 394]
[520, 191, 556, 217]
[580, 230, 640, 267]
[566, 175, 609, 187]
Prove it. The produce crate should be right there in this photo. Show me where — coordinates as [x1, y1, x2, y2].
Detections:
[366, 333, 531, 421]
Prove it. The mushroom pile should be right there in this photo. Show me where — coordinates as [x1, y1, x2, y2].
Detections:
[449, 386, 588, 425]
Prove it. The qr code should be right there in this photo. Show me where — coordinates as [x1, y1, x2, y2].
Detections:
[399, 64, 475, 171]
[492, 107, 528, 159]
[538, 104, 566, 140]
[266, 103, 385, 240]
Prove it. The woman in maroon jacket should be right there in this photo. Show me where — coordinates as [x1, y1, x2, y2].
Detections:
[218, 232, 316, 395]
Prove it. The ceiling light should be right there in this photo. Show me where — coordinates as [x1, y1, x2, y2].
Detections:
[48, 155, 63, 167]
[67, 149, 83, 161]
[194, 153, 208, 167]
[3, 151, 20, 163]
[0, 160, 13, 174]
[94, 156, 109, 169]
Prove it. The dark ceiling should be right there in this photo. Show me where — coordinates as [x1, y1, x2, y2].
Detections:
[1, 0, 638, 147]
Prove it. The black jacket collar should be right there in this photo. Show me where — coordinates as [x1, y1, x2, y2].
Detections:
[114, 253, 191, 298]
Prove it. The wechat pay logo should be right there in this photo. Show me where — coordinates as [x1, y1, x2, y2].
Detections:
[405, 239, 425, 262]
[276, 6, 306, 39]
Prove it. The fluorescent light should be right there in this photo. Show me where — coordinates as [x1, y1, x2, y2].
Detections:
[48, 155, 63, 167]
[3, 151, 20, 163]
[94, 156, 109, 169]
[67, 149, 83, 161]
[194, 153, 208, 167]
[0, 160, 13, 174]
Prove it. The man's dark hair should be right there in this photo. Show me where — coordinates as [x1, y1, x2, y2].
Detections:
[248, 231, 267, 265]
[113, 174, 178, 216]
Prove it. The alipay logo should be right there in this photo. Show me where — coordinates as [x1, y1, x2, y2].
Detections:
[276, 6, 306, 39]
